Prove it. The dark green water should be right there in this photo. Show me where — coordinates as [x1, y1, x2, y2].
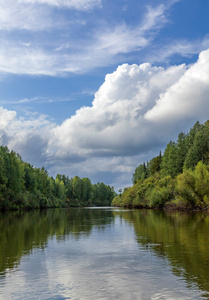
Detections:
[0, 208, 209, 299]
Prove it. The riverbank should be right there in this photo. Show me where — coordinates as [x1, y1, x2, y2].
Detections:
[113, 120, 209, 211]
[112, 161, 209, 211]
[112, 204, 209, 212]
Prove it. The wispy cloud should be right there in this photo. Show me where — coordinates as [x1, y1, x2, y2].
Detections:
[0, 0, 98, 32]
[0, 0, 205, 78]
[0, 0, 101, 31]
[21, 42, 31, 47]
[0, 44, 56, 75]
[19, 0, 102, 10]
[0, 3, 177, 76]
[147, 36, 209, 63]
[140, 4, 167, 32]
[0, 0, 54, 31]
[92, 4, 172, 56]
[0, 97, 74, 105]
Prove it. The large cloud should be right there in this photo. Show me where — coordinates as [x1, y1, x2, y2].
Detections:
[0, 108, 55, 167]
[1, 49, 209, 189]
[0, 107, 16, 131]
[145, 49, 209, 124]
[50, 62, 187, 158]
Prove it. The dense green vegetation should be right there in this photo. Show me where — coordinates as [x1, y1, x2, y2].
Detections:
[0, 146, 115, 210]
[112, 120, 209, 210]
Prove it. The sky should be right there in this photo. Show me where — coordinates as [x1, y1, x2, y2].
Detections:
[1, 0, 209, 191]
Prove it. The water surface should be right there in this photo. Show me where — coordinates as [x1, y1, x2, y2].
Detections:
[0, 208, 209, 299]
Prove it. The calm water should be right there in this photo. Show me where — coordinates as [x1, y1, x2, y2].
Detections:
[0, 208, 209, 300]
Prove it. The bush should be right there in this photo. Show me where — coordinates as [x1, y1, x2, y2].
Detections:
[175, 162, 209, 209]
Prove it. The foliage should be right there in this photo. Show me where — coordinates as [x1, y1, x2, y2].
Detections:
[148, 152, 162, 176]
[175, 162, 209, 208]
[0, 146, 115, 210]
[113, 173, 175, 209]
[132, 162, 147, 184]
[113, 120, 209, 210]
[184, 121, 209, 169]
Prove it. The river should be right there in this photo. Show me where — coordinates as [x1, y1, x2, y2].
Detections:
[0, 207, 209, 299]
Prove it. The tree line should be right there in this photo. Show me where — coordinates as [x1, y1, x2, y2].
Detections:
[0, 146, 115, 210]
[112, 120, 209, 210]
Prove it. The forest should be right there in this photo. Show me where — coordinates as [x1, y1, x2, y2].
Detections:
[112, 120, 209, 210]
[0, 146, 115, 210]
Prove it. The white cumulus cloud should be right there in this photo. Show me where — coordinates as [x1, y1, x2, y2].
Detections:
[0, 108, 55, 166]
[1, 49, 209, 189]
[145, 49, 209, 124]
[47, 49, 209, 186]
[0, 107, 16, 131]
[50, 62, 187, 158]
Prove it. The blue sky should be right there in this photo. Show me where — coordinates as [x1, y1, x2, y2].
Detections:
[1, 0, 209, 191]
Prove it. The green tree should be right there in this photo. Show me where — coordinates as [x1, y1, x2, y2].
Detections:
[149, 152, 162, 176]
[184, 122, 209, 169]
[72, 176, 83, 206]
[161, 141, 179, 178]
[176, 132, 188, 173]
[82, 178, 92, 205]
[54, 177, 65, 202]
[24, 163, 37, 193]
[132, 162, 147, 184]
